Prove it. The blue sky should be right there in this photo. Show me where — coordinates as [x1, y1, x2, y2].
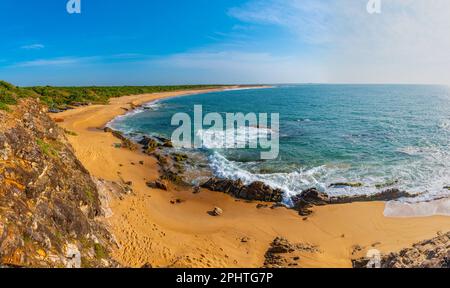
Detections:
[1, 0, 449, 86]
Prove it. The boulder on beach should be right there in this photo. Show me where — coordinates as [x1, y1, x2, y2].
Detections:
[291, 188, 330, 216]
[201, 177, 283, 202]
[146, 180, 168, 191]
[353, 231, 450, 268]
[209, 207, 223, 216]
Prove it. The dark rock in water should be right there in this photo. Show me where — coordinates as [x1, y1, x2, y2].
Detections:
[330, 189, 417, 204]
[139, 136, 161, 153]
[147, 135, 174, 148]
[146, 180, 168, 191]
[375, 180, 399, 189]
[444, 186, 450, 190]
[291, 188, 417, 216]
[329, 182, 363, 188]
[291, 188, 330, 216]
[172, 153, 188, 162]
[201, 178, 283, 202]
[353, 231, 450, 268]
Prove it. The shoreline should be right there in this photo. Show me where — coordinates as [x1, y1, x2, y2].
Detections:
[55, 86, 450, 268]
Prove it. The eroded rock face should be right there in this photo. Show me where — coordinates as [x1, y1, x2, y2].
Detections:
[353, 231, 450, 268]
[0, 100, 116, 268]
[291, 188, 330, 216]
[263, 237, 320, 268]
[201, 178, 283, 202]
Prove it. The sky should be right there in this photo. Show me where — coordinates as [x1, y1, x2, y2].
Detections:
[0, 0, 449, 86]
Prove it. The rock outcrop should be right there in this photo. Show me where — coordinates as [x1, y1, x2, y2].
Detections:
[291, 188, 417, 216]
[201, 177, 283, 202]
[0, 99, 116, 268]
[353, 231, 450, 268]
[263, 237, 319, 268]
[291, 188, 329, 216]
[104, 127, 138, 151]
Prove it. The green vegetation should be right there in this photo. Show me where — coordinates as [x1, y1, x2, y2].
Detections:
[0, 80, 39, 110]
[93, 243, 108, 260]
[36, 139, 60, 158]
[0, 80, 224, 111]
[85, 190, 95, 204]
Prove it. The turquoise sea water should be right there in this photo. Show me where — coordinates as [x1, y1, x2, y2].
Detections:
[109, 85, 450, 203]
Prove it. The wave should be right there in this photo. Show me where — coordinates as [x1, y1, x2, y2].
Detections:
[197, 126, 276, 149]
[207, 146, 450, 206]
[208, 152, 328, 205]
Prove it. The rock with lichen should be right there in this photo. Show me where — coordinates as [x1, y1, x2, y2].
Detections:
[0, 99, 117, 268]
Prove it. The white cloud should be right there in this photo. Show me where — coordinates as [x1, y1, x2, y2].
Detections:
[15, 57, 84, 67]
[20, 43, 45, 50]
[12, 54, 146, 68]
[228, 0, 450, 84]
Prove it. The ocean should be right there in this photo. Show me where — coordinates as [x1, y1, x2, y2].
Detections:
[108, 84, 450, 205]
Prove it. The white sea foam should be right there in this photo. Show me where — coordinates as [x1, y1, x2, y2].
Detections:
[198, 126, 276, 149]
[207, 144, 450, 209]
[384, 198, 450, 217]
[208, 152, 330, 205]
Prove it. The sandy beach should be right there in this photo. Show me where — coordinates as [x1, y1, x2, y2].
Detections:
[54, 87, 450, 268]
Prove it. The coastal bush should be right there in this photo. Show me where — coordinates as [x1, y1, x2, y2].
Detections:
[25, 84, 224, 108]
[94, 243, 108, 259]
[1, 79, 224, 111]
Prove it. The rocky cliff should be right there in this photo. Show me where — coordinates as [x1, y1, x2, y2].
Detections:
[0, 99, 115, 267]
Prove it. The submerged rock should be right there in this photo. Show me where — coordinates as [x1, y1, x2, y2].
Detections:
[329, 182, 363, 188]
